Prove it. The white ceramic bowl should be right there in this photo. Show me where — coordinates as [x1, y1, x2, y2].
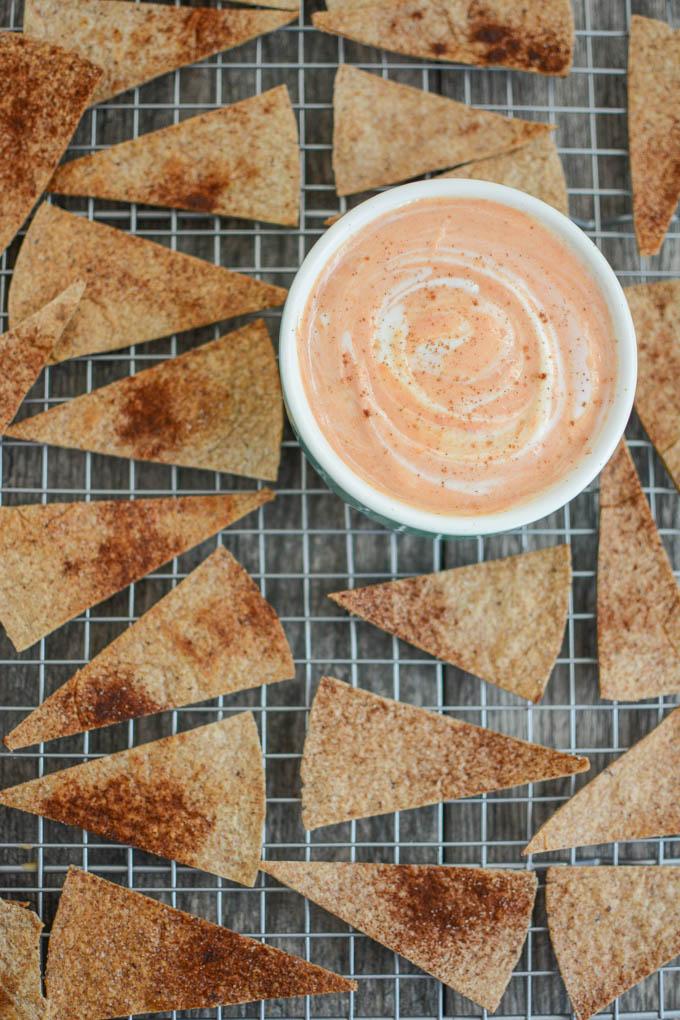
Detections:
[280, 179, 637, 537]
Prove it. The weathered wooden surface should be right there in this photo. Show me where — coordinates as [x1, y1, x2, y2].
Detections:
[0, 1, 678, 1017]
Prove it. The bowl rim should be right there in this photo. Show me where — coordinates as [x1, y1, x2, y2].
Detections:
[279, 179, 637, 537]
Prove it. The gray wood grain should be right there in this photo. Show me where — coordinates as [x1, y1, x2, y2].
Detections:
[0, 1, 678, 1017]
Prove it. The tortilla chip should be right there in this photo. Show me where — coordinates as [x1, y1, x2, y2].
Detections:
[7, 320, 283, 480]
[0, 281, 84, 434]
[0, 899, 47, 1020]
[597, 441, 680, 700]
[0, 34, 101, 258]
[625, 280, 680, 490]
[0, 713, 264, 885]
[46, 868, 355, 1020]
[48, 87, 300, 225]
[0, 490, 272, 652]
[301, 677, 588, 830]
[9, 205, 286, 363]
[329, 545, 570, 702]
[547, 866, 680, 1020]
[262, 862, 535, 1010]
[332, 66, 553, 196]
[628, 16, 680, 256]
[5, 547, 294, 750]
[24, 0, 295, 104]
[438, 135, 568, 214]
[524, 707, 679, 854]
[314, 0, 573, 75]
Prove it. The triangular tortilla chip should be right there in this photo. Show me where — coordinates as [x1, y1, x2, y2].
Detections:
[597, 441, 680, 700]
[0, 34, 101, 258]
[524, 707, 679, 854]
[547, 866, 680, 1020]
[438, 135, 568, 214]
[5, 547, 294, 750]
[0, 898, 47, 1020]
[301, 677, 588, 829]
[24, 0, 295, 104]
[48, 87, 300, 225]
[314, 0, 573, 75]
[628, 16, 680, 256]
[0, 490, 272, 652]
[0, 714, 264, 885]
[332, 65, 553, 196]
[46, 868, 355, 1020]
[329, 545, 570, 702]
[7, 320, 283, 480]
[9, 204, 286, 362]
[0, 281, 84, 434]
[262, 862, 536, 1011]
[625, 280, 680, 490]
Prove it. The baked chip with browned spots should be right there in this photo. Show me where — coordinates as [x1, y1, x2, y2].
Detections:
[0, 282, 84, 435]
[0, 491, 273, 651]
[0, 34, 101, 257]
[262, 862, 536, 1011]
[46, 868, 355, 1020]
[48, 87, 300, 225]
[24, 0, 295, 104]
[331, 65, 553, 196]
[0, 714, 265, 885]
[0, 898, 47, 1020]
[314, 0, 573, 75]
[628, 16, 680, 256]
[9, 205, 286, 363]
[625, 280, 680, 491]
[547, 867, 680, 1020]
[5, 548, 294, 750]
[7, 321, 283, 480]
[525, 708, 680, 854]
[329, 544, 571, 701]
[301, 677, 588, 829]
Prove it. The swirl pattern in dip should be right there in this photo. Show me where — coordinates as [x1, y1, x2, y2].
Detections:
[297, 198, 617, 516]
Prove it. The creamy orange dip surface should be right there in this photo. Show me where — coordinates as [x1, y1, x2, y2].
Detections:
[297, 198, 618, 516]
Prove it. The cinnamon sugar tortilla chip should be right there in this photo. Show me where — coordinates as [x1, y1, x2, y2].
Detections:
[625, 281, 680, 490]
[329, 545, 570, 702]
[524, 707, 679, 854]
[48, 87, 300, 225]
[314, 0, 573, 75]
[438, 135, 568, 214]
[332, 66, 553, 196]
[0, 898, 47, 1020]
[262, 862, 536, 1011]
[0, 714, 264, 885]
[0, 490, 273, 652]
[9, 205, 286, 363]
[628, 16, 680, 256]
[24, 0, 295, 104]
[597, 441, 680, 700]
[547, 866, 680, 1020]
[5, 547, 294, 750]
[7, 320, 283, 480]
[0, 34, 101, 258]
[0, 281, 84, 434]
[301, 677, 588, 830]
[46, 868, 355, 1020]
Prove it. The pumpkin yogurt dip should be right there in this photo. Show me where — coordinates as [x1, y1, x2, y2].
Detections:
[297, 197, 618, 516]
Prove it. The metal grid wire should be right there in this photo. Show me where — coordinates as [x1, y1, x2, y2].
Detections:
[0, 0, 679, 1018]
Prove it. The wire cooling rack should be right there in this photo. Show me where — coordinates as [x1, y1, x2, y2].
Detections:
[0, 0, 679, 1018]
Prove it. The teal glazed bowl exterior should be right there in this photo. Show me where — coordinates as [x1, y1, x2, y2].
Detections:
[279, 179, 637, 538]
